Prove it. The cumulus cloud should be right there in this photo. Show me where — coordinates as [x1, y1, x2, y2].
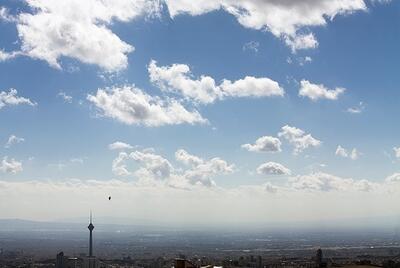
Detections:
[5, 135, 25, 148]
[131, 150, 174, 181]
[1, 0, 387, 70]
[109, 141, 134, 151]
[221, 76, 284, 98]
[335, 145, 348, 158]
[299, 80, 346, 101]
[165, 0, 368, 51]
[148, 60, 284, 104]
[257, 162, 291, 176]
[0, 157, 23, 174]
[175, 149, 204, 166]
[241, 136, 282, 153]
[394, 147, 400, 159]
[87, 85, 207, 127]
[386, 173, 400, 183]
[284, 33, 318, 52]
[111, 148, 234, 188]
[0, 88, 37, 109]
[148, 60, 220, 104]
[176, 149, 235, 187]
[278, 125, 321, 154]
[289, 172, 376, 192]
[14, 0, 161, 71]
[112, 152, 131, 176]
[335, 145, 360, 160]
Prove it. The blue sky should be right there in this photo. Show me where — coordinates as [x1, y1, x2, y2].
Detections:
[0, 0, 400, 224]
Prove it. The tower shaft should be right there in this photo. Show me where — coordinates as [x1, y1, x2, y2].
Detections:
[88, 212, 94, 257]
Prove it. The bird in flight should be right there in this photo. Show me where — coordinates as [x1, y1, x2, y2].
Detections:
[108, 196, 111, 201]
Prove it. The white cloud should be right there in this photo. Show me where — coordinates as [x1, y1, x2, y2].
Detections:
[165, 0, 368, 51]
[349, 149, 360, 160]
[347, 108, 361, 114]
[289, 172, 376, 192]
[148, 60, 220, 104]
[148, 60, 284, 104]
[386, 173, 400, 183]
[0, 157, 23, 174]
[284, 33, 318, 52]
[335, 145, 348, 158]
[112, 150, 174, 182]
[335, 145, 360, 160]
[221, 76, 284, 98]
[241, 136, 281, 153]
[347, 102, 365, 114]
[109, 141, 134, 151]
[0, 50, 11, 61]
[131, 149, 234, 188]
[0, 50, 20, 62]
[0, 6, 16, 22]
[175, 149, 204, 166]
[299, 80, 346, 101]
[87, 85, 207, 127]
[257, 162, 291, 176]
[58, 92, 73, 103]
[0, 88, 37, 109]
[394, 147, 400, 159]
[243, 41, 259, 53]
[15, 0, 161, 71]
[176, 149, 235, 187]
[2, 0, 386, 70]
[278, 125, 321, 154]
[131, 150, 174, 181]
[5, 135, 25, 148]
[111, 148, 234, 188]
[112, 152, 131, 176]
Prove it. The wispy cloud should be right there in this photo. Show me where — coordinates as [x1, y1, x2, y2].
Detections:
[5, 135, 25, 148]
[347, 102, 365, 114]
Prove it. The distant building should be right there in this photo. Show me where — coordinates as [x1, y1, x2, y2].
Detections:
[316, 248, 328, 268]
[56, 252, 84, 268]
[56, 252, 65, 268]
[316, 249, 323, 267]
[175, 258, 198, 268]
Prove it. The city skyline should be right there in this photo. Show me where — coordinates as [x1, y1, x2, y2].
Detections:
[0, 0, 400, 225]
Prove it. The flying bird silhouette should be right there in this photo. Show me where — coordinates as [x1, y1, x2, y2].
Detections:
[108, 196, 111, 201]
